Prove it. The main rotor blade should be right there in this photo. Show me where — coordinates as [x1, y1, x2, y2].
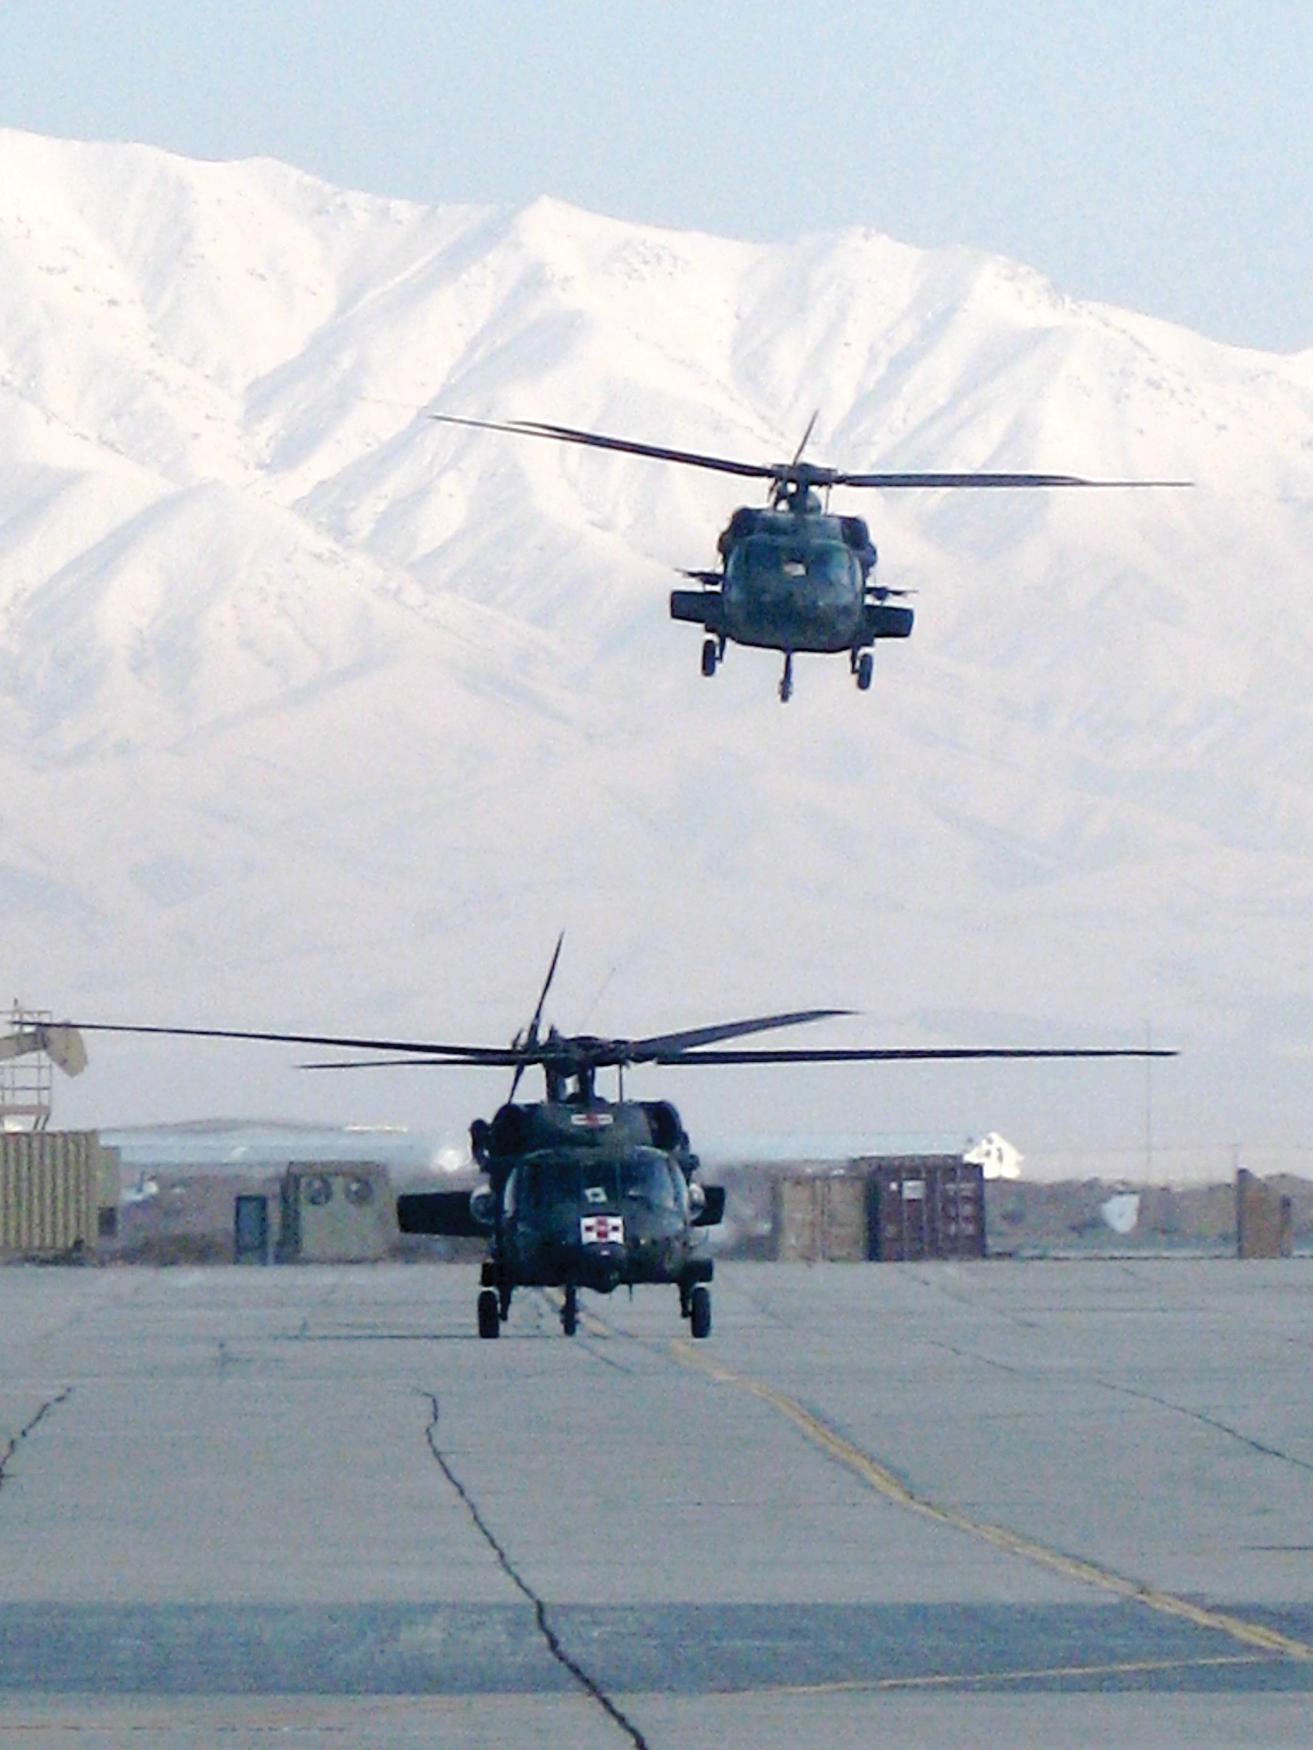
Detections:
[434, 414, 1191, 493]
[625, 1008, 853, 1062]
[301, 1042, 1177, 1070]
[308, 1008, 854, 1071]
[831, 470, 1191, 489]
[65, 1022, 519, 1060]
[510, 929, 565, 1101]
[302, 1054, 526, 1070]
[789, 410, 820, 469]
[526, 931, 565, 1039]
[432, 413, 776, 481]
[649, 1046, 1177, 1064]
[66, 1021, 1175, 1075]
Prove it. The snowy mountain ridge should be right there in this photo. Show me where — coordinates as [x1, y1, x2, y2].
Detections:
[1, 127, 1310, 1166]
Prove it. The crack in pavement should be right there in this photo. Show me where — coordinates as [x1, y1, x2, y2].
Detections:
[1092, 1375, 1313, 1475]
[918, 1335, 1034, 1378]
[892, 1335, 1313, 1475]
[0, 1387, 73, 1494]
[420, 1392, 649, 1749]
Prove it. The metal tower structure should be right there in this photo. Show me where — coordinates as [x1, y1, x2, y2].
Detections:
[1, 1002, 55, 1132]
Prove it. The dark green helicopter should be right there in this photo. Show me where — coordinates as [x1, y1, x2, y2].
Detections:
[64, 942, 1174, 1340]
[434, 412, 1185, 702]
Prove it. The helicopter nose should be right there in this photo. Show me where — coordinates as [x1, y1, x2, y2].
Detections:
[579, 1250, 624, 1291]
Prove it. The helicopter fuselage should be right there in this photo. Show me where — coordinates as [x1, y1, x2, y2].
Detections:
[397, 1092, 721, 1335]
[670, 505, 913, 693]
[481, 1097, 714, 1293]
[722, 524, 865, 653]
[499, 1140, 704, 1293]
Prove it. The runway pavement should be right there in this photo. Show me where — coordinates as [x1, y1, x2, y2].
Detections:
[1, 1259, 1311, 1746]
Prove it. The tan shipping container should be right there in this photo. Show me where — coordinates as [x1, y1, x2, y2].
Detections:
[1236, 1168, 1294, 1259]
[774, 1172, 870, 1262]
[1, 1131, 104, 1260]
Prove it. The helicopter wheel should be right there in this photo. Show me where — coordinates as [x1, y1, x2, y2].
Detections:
[679, 1283, 691, 1319]
[779, 653, 794, 704]
[561, 1283, 579, 1337]
[855, 651, 873, 691]
[689, 1285, 712, 1340]
[700, 638, 718, 678]
[477, 1289, 500, 1339]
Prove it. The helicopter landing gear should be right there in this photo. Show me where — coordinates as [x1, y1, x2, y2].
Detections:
[477, 1289, 500, 1339]
[701, 637, 719, 678]
[779, 652, 794, 704]
[561, 1283, 579, 1337]
[689, 1284, 712, 1340]
[679, 1282, 691, 1319]
[854, 649, 873, 691]
[483, 1260, 513, 1319]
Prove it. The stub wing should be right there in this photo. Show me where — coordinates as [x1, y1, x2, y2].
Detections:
[396, 1191, 486, 1238]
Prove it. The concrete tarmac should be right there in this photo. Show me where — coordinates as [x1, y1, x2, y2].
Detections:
[1, 1260, 1310, 1746]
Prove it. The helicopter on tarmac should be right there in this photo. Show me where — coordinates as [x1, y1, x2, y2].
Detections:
[61, 941, 1175, 1340]
[433, 412, 1187, 702]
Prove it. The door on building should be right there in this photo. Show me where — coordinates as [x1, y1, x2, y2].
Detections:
[234, 1194, 270, 1264]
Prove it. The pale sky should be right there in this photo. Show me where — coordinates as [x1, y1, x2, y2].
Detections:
[1, 0, 1308, 350]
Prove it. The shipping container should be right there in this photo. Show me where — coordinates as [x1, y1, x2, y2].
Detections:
[865, 1157, 986, 1261]
[1236, 1169, 1293, 1259]
[772, 1156, 987, 1262]
[774, 1173, 870, 1261]
[0, 1131, 113, 1260]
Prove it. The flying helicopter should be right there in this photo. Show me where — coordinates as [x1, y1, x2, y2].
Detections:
[433, 412, 1187, 702]
[59, 941, 1175, 1340]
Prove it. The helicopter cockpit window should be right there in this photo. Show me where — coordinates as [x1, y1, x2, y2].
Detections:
[806, 545, 858, 586]
[517, 1153, 618, 1210]
[732, 538, 788, 584]
[620, 1149, 679, 1210]
[732, 538, 856, 588]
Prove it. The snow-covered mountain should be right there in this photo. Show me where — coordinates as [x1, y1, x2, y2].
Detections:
[2, 127, 1310, 1174]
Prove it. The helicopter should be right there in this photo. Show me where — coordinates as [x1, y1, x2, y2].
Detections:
[60, 941, 1175, 1340]
[433, 412, 1187, 702]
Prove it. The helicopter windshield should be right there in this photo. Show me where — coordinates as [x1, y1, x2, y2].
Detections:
[620, 1148, 681, 1210]
[510, 1149, 680, 1213]
[733, 537, 856, 587]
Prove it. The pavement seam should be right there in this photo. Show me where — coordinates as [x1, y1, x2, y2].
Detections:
[670, 1339, 1313, 1665]
[0, 1387, 73, 1495]
[419, 1391, 650, 1749]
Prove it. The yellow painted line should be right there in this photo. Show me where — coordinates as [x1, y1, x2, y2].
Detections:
[671, 1339, 1313, 1664]
[756, 1652, 1271, 1697]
